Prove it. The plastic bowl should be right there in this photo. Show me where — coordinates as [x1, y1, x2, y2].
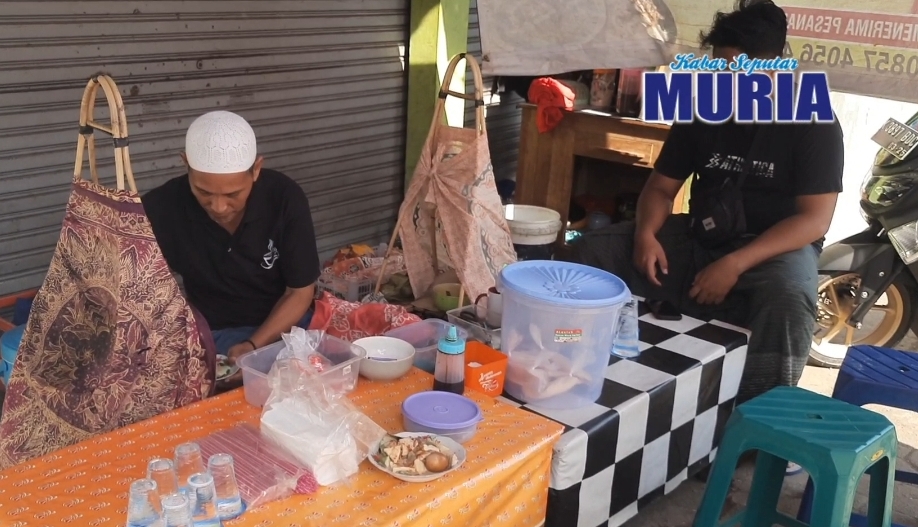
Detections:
[433, 283, 465, 312]
[354, 336, 415, 381]
[401, 392, 483, 444]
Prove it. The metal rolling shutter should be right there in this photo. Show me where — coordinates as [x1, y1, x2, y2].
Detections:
[465, 0, 522, 183]
[0, 0, 407, 297]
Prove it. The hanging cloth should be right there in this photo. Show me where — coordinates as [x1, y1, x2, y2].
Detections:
[0, 75, 216, 468]
[397, 53, 517, 303]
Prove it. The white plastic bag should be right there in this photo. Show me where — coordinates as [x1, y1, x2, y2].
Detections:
[277, 327, 334, 371]
[259, 358, 385, 487]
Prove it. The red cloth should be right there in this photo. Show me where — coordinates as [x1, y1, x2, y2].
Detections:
[308, 292, 421, 342]
[528, 78, 576, 133]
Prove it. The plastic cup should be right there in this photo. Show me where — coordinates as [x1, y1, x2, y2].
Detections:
[161, 493, 193, 527]
[147, 458, 178, 498]
[126, 479, 161, 527]
[173, 443, 205, 492]
[208, 453, 244, 519]
[188, 472, 220, 526]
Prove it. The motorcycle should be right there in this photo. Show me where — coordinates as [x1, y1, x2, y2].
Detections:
[810, 113, 918, 367]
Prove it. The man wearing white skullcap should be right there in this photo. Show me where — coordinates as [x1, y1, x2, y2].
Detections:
[143, 111, 321, 368]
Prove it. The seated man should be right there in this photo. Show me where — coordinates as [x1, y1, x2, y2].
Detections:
[143, 110, 320, 363]
[571, 0, 844, 404]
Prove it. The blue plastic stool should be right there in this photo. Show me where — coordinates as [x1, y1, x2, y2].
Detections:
[798, 345, 918, 527]
[0, 324, 25, 385]
[694, 386, 897, 527]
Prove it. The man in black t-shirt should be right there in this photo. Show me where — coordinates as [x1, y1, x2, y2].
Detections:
[143, 111, 321, 363]
[573, 1, 844, 404]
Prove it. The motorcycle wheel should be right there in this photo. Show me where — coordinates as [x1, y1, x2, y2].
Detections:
[809, 273, 916, 368]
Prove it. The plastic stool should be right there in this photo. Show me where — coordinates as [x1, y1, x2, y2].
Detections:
[0, 324, 24, 385]
[693, 386, 897, 527]
[798, 345, 918, 527]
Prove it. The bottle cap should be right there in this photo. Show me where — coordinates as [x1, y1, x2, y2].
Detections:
[437, 325, 465, 355]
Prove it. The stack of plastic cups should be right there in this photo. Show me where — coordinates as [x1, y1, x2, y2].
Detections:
[188, 473, 220, 526]
[208, 453, 245, 520]
[126, 479, 161, 527]
[147, 458, 179, 497]
[130, 446, 245, 526]
[161, 493, 193, 527]
[174, 443, 206, 499]
[611, 298, 641, 359]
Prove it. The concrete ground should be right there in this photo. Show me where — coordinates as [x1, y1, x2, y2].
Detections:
[625, 332, 918, 527]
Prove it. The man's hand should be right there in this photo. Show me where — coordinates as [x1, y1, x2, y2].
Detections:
[633, 230, 669, 286]
[227, 340, 257, 365]
[689, 255, 742, 305]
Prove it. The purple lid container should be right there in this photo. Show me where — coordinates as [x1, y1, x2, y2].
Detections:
[401, 392, 483, 430]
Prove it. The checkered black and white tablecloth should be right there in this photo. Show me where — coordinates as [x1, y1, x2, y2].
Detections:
[498, 304, 750, 527]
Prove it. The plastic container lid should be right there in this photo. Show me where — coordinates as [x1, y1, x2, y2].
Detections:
[402, 392, 483, 430]
[437, 325, 465, 355]
[499, 260, 630, 308]
[1, 324, 25, 363]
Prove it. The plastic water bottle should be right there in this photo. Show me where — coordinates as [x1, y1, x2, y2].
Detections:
[611, 299, 641, 359]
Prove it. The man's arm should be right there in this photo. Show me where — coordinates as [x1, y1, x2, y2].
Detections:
[246, 284, 316, 348]
[632, 122, 696, 284]
[723, 193, 838, 274]
[247, 181, 321, 349]
[635, 172, 686, 238]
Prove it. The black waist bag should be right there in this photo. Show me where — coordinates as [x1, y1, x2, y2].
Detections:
[689, 177, 747, 249]
[688, 126, 766, 249]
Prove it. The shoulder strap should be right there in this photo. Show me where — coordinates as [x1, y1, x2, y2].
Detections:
[735, 125, 768, 188]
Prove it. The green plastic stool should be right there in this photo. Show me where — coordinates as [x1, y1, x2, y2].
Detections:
[693, 386, 897, 527]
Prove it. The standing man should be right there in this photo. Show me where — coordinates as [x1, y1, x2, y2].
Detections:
[143, 110, 321, 363]
[572, 0, 844, 403]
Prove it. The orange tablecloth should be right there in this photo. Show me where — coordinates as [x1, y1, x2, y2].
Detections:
[0, 369, 563, 527]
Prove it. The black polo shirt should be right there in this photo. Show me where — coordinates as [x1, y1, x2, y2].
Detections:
[142, 169, 321, 330]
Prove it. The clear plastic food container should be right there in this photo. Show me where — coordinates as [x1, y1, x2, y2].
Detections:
[384, 319, 469, 374]
[446, 305, 501, 350]
[500, 261, 629, 410]
[401, 392, 483, 444]
[239, 334, 365, 407]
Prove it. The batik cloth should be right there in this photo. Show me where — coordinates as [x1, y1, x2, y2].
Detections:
[0, 179, 215, 468]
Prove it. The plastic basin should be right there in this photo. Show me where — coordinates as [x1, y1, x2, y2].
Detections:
[238, 334, 365, 407]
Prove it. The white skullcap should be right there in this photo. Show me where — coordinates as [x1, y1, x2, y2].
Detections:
[185, 111, 257, 174]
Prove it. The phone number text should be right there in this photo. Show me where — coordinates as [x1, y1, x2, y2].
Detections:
[784, 42, 918, 76]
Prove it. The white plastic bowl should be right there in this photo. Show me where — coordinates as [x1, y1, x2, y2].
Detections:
[354, 336, 416, 381]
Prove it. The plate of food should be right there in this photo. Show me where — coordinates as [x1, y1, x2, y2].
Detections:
[368, 432, 466, 483]
[216, 354, 240, 381]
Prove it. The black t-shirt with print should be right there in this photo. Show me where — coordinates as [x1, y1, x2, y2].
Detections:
[142, 169, 321, 330]
[654, 119, 845, 243]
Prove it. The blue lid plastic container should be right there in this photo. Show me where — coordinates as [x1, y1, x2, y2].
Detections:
[499, 260, 630, 308]
[499, 261, 631, 410]
[401, 391, 483, 444]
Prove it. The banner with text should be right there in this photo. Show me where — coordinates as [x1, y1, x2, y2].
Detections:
[477, 0, 918, 103]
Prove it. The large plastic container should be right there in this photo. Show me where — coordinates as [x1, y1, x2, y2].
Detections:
[383, 319, 468, 374]
[238, 334, 365, 407]
[504, 204, 562, 261]
[500, 261, 630, 409]
[0, 324, 25, 385]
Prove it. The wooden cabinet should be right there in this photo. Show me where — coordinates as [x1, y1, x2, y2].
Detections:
[514, 104, 686, 246]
